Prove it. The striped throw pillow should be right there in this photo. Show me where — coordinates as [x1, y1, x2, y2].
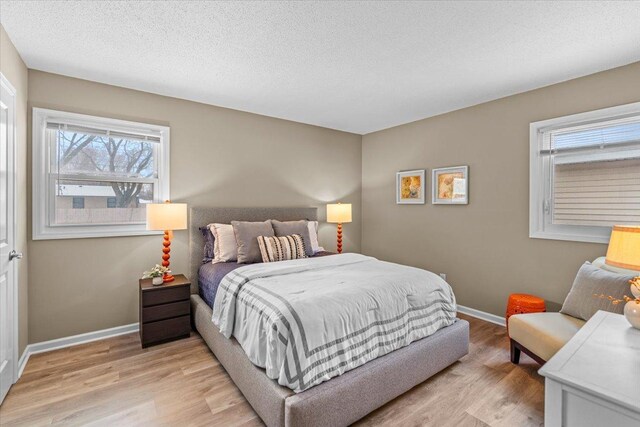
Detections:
[257, 234, 308, 263]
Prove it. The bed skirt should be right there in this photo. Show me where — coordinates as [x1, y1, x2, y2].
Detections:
[191, 294, 469, 427]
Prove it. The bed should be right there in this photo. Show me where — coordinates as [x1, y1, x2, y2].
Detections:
[189, 207, 469, 427]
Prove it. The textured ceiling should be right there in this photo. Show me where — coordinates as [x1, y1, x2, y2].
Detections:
[2, 1, 640, 134]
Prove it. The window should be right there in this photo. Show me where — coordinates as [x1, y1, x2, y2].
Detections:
[33, 108, 170, 239]
[530, 102, 640, 243]
[72, 197, 84, 209]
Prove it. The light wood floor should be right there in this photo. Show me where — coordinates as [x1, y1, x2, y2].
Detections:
[0, 314, 544, 426]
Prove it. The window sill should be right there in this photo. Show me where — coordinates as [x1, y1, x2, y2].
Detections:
[529, 230, 610, 245]
[32, 227, 164, 241]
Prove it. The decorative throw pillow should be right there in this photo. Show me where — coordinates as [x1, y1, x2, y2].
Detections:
[209, 223, 238, 263]
[307, 220, 324, 254]
[199, 225, 215, 263]
[270, 219, 313, 257]
[258, 234, 308, 263]
[560, 262, 634, 321]
[232, 220, 275, 264]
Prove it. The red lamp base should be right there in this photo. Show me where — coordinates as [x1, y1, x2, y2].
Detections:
[161, 230, 174, 282]
[336, 223, 343, 254]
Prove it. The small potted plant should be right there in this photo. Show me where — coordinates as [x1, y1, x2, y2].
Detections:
[142, 264, 170, 286]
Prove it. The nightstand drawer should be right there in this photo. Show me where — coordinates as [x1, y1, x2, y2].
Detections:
[142, 300, 190, 323]
[142, 285, 190, 307]
[142, 315, 190, 346]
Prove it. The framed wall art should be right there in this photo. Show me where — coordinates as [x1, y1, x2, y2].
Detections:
[396, 169, 426, 204]
[432, 166, 468, 204]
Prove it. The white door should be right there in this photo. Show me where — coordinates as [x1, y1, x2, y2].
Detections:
[0, 74, 18, 405]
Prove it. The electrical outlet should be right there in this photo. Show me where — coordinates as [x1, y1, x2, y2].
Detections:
[439, 273, 447, 281]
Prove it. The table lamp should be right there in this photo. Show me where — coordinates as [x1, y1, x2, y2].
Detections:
[605, 225, 640, 270]
[605, 225, 640, 299]
[146, 200, 187, 282]
[327, 203, 352, 254]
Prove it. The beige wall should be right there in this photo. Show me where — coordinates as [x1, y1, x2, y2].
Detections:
[27, 70, 362, 343]
[0, 25, 29, 355]
[21, 52, 640, 343]
[362, 61, 640, 317]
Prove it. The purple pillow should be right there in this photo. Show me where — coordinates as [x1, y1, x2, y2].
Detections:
[199, 226, 215, 263]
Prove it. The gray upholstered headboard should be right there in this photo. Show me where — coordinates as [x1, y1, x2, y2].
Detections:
[188, 207, 318, 294]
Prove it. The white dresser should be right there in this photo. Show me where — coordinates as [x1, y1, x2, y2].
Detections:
[539, 310, 640, 427]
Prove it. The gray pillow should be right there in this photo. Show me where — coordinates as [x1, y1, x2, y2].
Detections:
[560, 262, 634, 321]
[231, 220, 275, 264]
[270, 220, 314, 257]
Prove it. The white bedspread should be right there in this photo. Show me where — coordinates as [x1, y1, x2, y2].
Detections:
[212, 253, 457, 392]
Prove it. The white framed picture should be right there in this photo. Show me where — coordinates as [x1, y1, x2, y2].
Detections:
[396, 169, 426, 204]
[432, 166, 468, 204]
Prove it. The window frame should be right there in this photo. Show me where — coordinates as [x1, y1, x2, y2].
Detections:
[529, 101, 640, 244]
[32, 108, 170, 240]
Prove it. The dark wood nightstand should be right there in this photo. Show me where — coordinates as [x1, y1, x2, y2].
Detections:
[139, 274, 191, 348]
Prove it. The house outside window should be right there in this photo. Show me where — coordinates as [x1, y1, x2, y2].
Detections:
[530, 102, 640, 244]
[32, 108, 170, 240]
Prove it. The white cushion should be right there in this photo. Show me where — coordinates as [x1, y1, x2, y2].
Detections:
[508, 312, 585, 361]
[209, 223, 238, 263]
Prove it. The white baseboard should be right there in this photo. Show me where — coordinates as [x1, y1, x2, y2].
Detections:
[17, 347, 30, 379]
[17, 323, 139, 379]
[457, 304, 506, 327]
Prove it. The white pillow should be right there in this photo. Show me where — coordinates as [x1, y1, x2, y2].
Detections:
[307, 220, 324, 254]
[209, 223, 238, 263]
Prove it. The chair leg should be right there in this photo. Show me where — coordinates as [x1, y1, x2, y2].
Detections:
[510, 339, 521, 364]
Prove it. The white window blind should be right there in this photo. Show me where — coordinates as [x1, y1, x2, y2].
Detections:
[530, 102, 640, 243]
[549, 119, 640, 152]
[45, 121, 162, 143]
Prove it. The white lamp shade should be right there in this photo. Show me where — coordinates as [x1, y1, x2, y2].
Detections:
[327, 203, 352, 223]
[606, 225, 640, 270]
[146, 203, 188, 231]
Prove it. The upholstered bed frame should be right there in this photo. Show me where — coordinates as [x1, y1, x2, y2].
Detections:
[189, 207, 469, 427]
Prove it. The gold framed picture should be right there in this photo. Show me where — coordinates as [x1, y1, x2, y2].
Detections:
[396, 169, 426, 204]
[432, 166, 468, 204]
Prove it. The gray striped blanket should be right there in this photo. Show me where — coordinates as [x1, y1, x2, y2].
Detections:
[212, 253, 457, 392]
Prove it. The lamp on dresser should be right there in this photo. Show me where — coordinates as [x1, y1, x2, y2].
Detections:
[146, 200, 187, 282]
[602, 225, 640, 298]
[595, 225, 640, 329]
[327, 203, 352, 254]
[605, 225, 640, 273]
